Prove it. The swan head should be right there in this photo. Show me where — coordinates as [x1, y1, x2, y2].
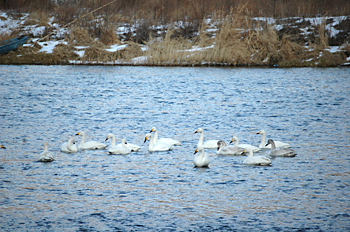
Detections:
[144, 133, 152, 143]
[257, 130, 266, 135]
[194, 128, 203, 134]
[194, 146, 204, 154]
[266, 139, 275, 147]
[0, 145, 6, 149]
[76, 131, 85, 136]
[217, 140, 227, 150]
[150, 127, 157, 133]
[230, 136, 238, 144]
[105, 133, 114, 141]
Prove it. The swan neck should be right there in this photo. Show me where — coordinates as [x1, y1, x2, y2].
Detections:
[270, 141, 276, 149]
[44, 143, 49, 151]
[234, 137, 239, 146]
[148, 136, 154, 150]
[198, 131, 204, 147]
[80, 133, 85, 146]
[153, 130, 158, 143]
[259, 132, 266, 147]
[111, 135, 116, 147]
[247, 150, 254, 157]
[67, 139, 73, 150]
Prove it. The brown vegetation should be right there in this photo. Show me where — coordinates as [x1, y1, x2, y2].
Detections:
[3, 0, 349, 23]
[0, 0, 349, 66]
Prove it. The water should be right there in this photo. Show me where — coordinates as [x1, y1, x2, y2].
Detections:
[0, 65, 349, 231]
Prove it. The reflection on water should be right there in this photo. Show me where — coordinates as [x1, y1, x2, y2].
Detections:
[0, 65, 349, 231]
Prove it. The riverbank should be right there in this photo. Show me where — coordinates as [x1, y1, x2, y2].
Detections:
[0, 9, 349, 67]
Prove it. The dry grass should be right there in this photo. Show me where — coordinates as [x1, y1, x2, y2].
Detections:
[99, 28, 121, 45]
[143, 4, 308, 66]
[120, 41, 143, 61]
[52, 43, 79, 61]
[145, 29, 195, 65]
[0, 45, 65, 65]
[23, 12, 50, 26]
[66, 27, 95, 46]
[317, 51, 346, 67]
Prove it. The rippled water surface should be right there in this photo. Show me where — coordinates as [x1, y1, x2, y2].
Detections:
[0, 65, 349, 231]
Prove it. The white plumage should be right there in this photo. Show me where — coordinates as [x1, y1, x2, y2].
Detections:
[76, 131, 107, 150]
[38, 142, 55, 162]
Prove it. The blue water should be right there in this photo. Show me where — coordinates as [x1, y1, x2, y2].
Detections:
[0, 65, 349, 231]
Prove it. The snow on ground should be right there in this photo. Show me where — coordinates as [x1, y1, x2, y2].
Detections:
[36, 40, 68, 53]
[325, 46, 343, 53]
[106, 44, 128, 52]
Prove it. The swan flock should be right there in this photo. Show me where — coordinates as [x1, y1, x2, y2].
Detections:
[7, 128, 295, 166]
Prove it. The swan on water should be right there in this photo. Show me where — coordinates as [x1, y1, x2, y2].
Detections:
[108, 138, 131, 155]
[230, 136, 261, 153]
[144, 133, 173, 152]
[105, 133, 140, 152]
[194, 128, 220, 149]
[257, 130, 291, 149]
[76, 131, 107, 150]
[243, 148, 271, 166]
[217, 140, 245, 156]
[0, 145, 5, 149]
[60, 137, 78, 153]
[38, 141, 55, 162]
[150, 127, 181, 146]
[266, 139, 297, 157]
[193, 146, 210, 168]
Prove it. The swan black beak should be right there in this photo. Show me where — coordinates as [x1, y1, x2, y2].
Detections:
[265, 143, 268, 147]
[194, 148, 198, 154]
[144, 137, 148, 143]
[1, 145, 5, 149]
[229, 140, 233, 144]
[105, 137, 109, 141]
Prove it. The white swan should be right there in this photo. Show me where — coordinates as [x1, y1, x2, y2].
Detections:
[230, 136, 261, 153]
[194, 128, 220, 149]
[0, 145, 5, 149]
[105, 133, 140, 152]
[60, 137, 78, 153]
[150, 127, 181, 146]
[266, 139, 297, 157]
[144, 133, 173, 152]
[193, 146, 210, 168]
[257, 130, 291, 149]
[217, 140, 245, 156]
[243, 148, 271, 166]
[38, 142, 55, 162]
[76, 131, 107, 150]
[108, 138, 131, 155]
